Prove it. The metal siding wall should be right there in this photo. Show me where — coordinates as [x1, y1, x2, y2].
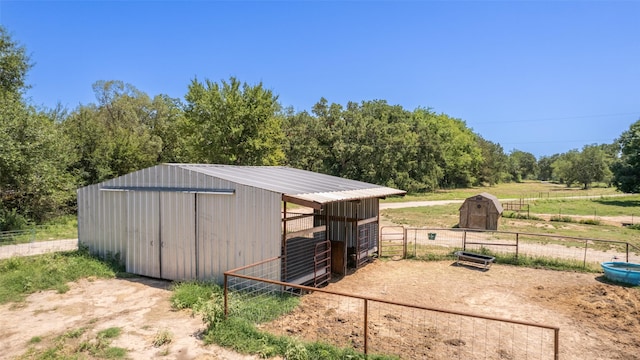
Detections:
[196, 179, 281, 283]
[79, 165, 282, 283]
[360, 198, 379, 219]
[103, 191, 126, 259]
[125, 191, 160, 278]
[325, 199, 380, 249]
[160, 192, 196, 281]
[326, 202, 346, 242]
[77, 185, 97, 251]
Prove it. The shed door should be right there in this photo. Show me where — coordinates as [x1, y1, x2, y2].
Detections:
[126, 191, 160, 278]
[160, 193, 196, 281]
[467, 200, 487, 229]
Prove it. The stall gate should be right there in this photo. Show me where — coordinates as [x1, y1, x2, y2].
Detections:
[379, 226, 406, 258]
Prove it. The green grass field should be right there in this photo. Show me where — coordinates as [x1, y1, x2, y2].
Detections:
[382, 181, 619, 202]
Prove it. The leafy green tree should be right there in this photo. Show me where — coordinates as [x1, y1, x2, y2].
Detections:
[551, 150, 579, 186]
[63, 81, 178, 185]
[183, 77, 285, 165]
[0, 26, 31, 94]
[429, 114, 482, 188]
[282, 107, 324, 172]
[507, 150, 538, 182]
[537, 154, 559, 181]
[551, 145, 612, 189]
[477, 137, 509, 186]
[284, 100, 487, 192]
[350, 100, 417, 190]
[612, 119, 640, 193]
[293, 99, 421, 191]
[574, 144, 612, 189]
[0, 27, 76, 225]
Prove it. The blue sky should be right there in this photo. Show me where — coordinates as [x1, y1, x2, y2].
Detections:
[1, 1, 638, 158]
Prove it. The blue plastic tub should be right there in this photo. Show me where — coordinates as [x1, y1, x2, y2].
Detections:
[601, 262, 640, 286]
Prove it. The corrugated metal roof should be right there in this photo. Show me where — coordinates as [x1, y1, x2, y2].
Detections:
[173, 164, 406, 204]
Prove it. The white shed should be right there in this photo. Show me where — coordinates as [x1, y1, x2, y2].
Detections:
[77, 164, 405, 285]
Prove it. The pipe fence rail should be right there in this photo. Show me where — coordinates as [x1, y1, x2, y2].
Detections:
[224, 256, 559, 360]
[395, 227, 640, 268]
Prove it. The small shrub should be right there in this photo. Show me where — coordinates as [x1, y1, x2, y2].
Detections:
[153, 329, 173, 347]
[0, 208, 30, 231]
[627, 224, 640, 231]
[550, 215, 575, 223]
[55, 283, 70, 294]
[98, 327, 121, 339]
[502, 212, 542, 221]
[284, 342, 309, 360]
[170, 282, 218, 310]
[29, 336, 42, 344]
[194, 297, 226, 330]
[63, 327, 86, 339]
[579, 219, 601, 225]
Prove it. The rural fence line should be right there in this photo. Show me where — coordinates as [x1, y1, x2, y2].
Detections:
[381, 227, 640, 267]
[0, 228, 78, 259]
[224, 256, 559, 360]
[0, 226, 78, 245]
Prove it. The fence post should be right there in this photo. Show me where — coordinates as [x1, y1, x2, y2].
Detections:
[224, 274, 229, 318]
[413, 228, 417, 258]
[515, 233, 519, 261]
[403, 227, 408, 259]
[583, 240, 588, 268]
[626, 243, 629, 263]
[463, 230, 467, 251]
[364, 298, 369, 355]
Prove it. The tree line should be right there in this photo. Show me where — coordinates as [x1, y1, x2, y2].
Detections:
[1, 26, 639, 230]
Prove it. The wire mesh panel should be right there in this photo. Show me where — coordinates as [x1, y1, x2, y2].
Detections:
[224, 257, 559, 359]
[405, 228, 465, 259]
[367, 300, 556, 360]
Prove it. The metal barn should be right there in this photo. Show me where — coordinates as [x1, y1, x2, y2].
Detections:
[77, 164, 405, 285]
[458, 192, 503, 230]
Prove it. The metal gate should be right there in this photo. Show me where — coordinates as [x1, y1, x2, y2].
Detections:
[356, 227, 370, 267]
[313, 240, 331, 287]
[379, 226, 406, 258]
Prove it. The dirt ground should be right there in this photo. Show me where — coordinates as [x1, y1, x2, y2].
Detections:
[1, 261, 639, 360]
[0, 277, 259, 360]
[261, 260, 640, 360]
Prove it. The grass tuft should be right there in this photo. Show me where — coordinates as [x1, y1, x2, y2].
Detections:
[153, 329, 173, 347]
[98, 327, 121, 339]
[502, 212, 542, 221]
[170, 281, 216, 310]
[549, 215, 575, 223]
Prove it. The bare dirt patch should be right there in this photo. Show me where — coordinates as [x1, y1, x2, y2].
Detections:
[0, 277, 257, 360]
[261, 260, 640, 359]
[2, 262, 638, 360]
